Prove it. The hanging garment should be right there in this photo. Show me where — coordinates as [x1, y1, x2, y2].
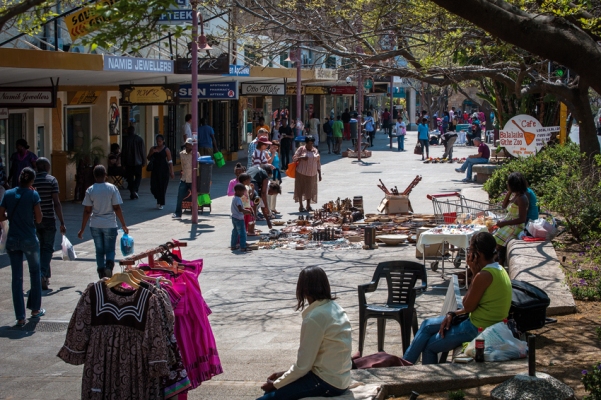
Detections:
[58, 282, 169, 400]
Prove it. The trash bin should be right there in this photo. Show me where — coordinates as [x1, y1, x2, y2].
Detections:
[350, 119, 358, 138]
[197, 156, 213, 194]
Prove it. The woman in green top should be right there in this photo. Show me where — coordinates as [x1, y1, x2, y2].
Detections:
[403, 232, 512, 364]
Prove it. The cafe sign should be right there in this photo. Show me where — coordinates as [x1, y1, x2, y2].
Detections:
[241, 83, 285, 96]
[119, 85, 179, 106]
[0, 86, 56, 108]
[500, 114, 559, 157]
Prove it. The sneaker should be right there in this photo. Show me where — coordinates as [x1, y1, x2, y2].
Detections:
[158, 205, 164, 210]
[461, 178, 473, 183]
[455, 168, 463, 173]
[172, 213, 181, 219]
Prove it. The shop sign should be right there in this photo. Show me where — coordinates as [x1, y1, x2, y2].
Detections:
[174, 54, 229, 75]
[0, 87, 56, 108]
[305, 86, 328, 95]
[500, 114, 559, 157]
[286, 86, 304, 95]
[227, 65, 250, 76]
[69, 91, 100, 105]
[119, 85, 179, 106]
[363, 79, 374, 90]
[329, 86, 356, 95]
[241, 83, 285, 96]
[104, 55, 174, 73]
[65, 0, 118, 41]
[314, 68, 338, 80]
[158, 9, 193, 23]
[0, 108, 7, 119]
[389, 87, 406, 98]
[178, 82, 238, 100]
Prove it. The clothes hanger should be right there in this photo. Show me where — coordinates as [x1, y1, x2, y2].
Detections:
[127, 267, 172, 286]
[106, 271, 140, 289]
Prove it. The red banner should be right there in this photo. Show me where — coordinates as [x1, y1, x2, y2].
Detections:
[329, 86, 357, 95]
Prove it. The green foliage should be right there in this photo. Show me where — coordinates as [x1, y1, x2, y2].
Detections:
[483, 142, 582, 202]
[67, 136, 105, 166]
[596, 326, 601, 342]
[582, 362, 601, 400]
[568, 265, 601, 301]
[447, 389, 466, 400]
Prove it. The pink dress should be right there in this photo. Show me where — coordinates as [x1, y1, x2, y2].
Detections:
[227, 178, 238, 196]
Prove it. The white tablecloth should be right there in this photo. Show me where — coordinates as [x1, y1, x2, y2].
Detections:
[416, 225, 488, 252]
[457, 131, 467, 144]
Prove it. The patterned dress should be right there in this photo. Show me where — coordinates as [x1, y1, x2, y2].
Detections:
[57, 282, 170, 399]
[494, 202, 525, 247]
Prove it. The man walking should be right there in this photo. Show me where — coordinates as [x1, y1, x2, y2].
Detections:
[198, 117, 218, 156]
[33, 158, 66, 290]
[121, 126, 145, 199]
[332, 115, 344, 154]
[173, 139, 200, 219]
[279, 118, 293, 170]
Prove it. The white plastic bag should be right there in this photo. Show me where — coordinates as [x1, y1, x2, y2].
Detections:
[526, 217, 557, 240]
[61, 235, 77, 261]
[0, 220, 8, 255]
[464, 322, 528, 362]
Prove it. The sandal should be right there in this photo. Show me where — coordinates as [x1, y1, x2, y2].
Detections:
[31, 308, 45, 318]
[16, 320, 26, 327]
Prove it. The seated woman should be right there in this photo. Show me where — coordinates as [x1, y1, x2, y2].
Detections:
[493, 172, 530, 265]
[258, 266, 352, 400]
[403, 232, 512, 365]
[107, 143, 123, 177]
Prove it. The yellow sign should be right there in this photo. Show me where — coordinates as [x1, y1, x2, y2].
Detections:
[305, 86, 328, 95]
[65, 0, 118, 41]
[119, 85, 178, 105]
[286, 86, 304, 95]
[69, 91, 99, 105]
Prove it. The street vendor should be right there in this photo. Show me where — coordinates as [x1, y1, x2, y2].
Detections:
[492, 172, 529, 266]
[293, 135, 322, 213]
[247, 165, 281, 230]
[403, 232, 512, 365]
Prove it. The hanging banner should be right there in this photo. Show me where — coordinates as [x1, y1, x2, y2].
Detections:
[305, 86, 328, 95]
[0, 108, 8, 119]
[174, 54, 229, 75]
[500, 114, 559, 157]
[241, 83, 285, 96]
[178, 82, 238, 100]
[0, 87, 56, 108]
[119, 85, 179, 106]
[64, 0, 118, 41]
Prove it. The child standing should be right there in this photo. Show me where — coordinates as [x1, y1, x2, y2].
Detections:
[227, 163, 246, 196]
[231, 183, 252, 252]
[238, 173, 255, 235]
[395, 116, 406, 152]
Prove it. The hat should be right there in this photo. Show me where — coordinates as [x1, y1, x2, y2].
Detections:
[16, 139, 29, 149]
[185, 138, 194, 145]
[257, 137, 272, 145]
[305, 135, 316, 142]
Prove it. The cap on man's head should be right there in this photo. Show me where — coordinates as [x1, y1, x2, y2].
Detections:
[185, 138, 194, 145]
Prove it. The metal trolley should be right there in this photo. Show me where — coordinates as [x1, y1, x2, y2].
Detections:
[424, 193, 507, 286]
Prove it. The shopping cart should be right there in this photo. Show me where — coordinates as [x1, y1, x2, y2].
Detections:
[421, 193, 508, 287]
[427, 192, 507, 226]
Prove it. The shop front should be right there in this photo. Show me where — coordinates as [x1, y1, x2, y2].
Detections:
[328, 86, 357, 117]
[240, 82, 286, 146]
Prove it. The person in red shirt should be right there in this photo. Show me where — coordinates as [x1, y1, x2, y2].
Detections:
[381, 108, 391, 137]
[455, 137, 490, 182]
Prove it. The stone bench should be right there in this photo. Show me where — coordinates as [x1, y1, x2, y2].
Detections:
[507, 239, 576, 316]
[473, 164, 501, 184]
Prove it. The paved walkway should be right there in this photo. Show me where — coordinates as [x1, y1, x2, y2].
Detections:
[0, 131, 486, 399]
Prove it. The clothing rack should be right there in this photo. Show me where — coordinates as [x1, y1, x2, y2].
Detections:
[119, 241, 187, 268]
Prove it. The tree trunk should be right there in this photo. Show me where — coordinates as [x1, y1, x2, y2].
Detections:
[571, 86, 600, 157]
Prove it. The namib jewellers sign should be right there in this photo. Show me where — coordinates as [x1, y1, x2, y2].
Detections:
[499, 114, 559, 157]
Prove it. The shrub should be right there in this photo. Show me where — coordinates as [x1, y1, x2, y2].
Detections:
[582, 363, 601, 400]
[483, 142, 582, 202]
[447, 390, 466, 400]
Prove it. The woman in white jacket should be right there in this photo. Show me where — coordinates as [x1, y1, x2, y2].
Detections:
[257, 266, 352, 400]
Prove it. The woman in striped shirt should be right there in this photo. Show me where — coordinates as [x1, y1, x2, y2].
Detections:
[292, 136, 321, 212]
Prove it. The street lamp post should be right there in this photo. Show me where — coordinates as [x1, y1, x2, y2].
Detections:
[357, 72, 363, 162]
[285, 48, 302, 146]
[190, 3, 211, 224]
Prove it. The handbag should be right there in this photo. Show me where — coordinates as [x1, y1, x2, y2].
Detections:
[146, 156, 154, 172]
[285, 161, 297, 179]
[414, 141, 423, 155]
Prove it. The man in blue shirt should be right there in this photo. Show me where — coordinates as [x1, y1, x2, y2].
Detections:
[198, 118, 217, 156]
[417, 118, 430, 161]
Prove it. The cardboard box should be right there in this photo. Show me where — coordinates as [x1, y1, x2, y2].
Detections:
[415, 227, 448, 258]
[378, 195, 409, 214]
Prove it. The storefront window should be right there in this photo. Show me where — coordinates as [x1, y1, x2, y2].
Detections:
[65, 108, 91, 152]
[7, 113, 25, 156]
